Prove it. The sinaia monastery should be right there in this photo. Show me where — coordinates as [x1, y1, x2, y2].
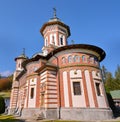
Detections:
[9, 10, 112, 120]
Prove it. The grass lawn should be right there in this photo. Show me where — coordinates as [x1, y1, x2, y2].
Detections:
[0, 91, 11, 98]
[0, 115, 80, 122]
[0, 115, 120, 122]
[0, 115, 23, 122]
[44, 120, 80, 122]
[43, 119, 120, 122]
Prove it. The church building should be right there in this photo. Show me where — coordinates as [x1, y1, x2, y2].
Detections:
[9, 10, 112, 120]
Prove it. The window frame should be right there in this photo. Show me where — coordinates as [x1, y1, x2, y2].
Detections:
[95, 82, 101, 96]
[60, 36, 63, 45]
[82, 55, 86, 62]
[62, 57, 66, 64]
[74, 55, 80, 62]
[52, 35, 55, 44]
[68, 55, 73, 63]
[73, 82, 81, 95]
[30, 87, 34, 99]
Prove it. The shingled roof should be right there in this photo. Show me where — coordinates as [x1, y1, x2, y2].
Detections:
[110, 90, 120, 99]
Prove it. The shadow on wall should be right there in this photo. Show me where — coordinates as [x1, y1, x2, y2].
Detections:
[107, 93, 120, 118]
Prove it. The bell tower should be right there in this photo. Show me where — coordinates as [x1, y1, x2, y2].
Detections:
[9, 49, 28, 114]
[15, 48, 28, 71]
[40, 8, 71, 55]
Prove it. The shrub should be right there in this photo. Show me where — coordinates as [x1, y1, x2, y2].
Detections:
[0, 96, 5, 114]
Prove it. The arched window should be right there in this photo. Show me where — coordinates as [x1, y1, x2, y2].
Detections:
[60, 36, 63, 45]
[89, 56, 94, 64]
[52, 35, 55, 45]
[74, 55, 80, 62]
[62, 57, 66, 64]
[68, 55, 73, 63]
[94, 57, 98, 65]
[82, 55, 86, 62]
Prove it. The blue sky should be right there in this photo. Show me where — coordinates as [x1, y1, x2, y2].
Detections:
[0, 0, 120, 76]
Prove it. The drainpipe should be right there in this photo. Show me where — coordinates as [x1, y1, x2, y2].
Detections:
[53, 54, 61, 119]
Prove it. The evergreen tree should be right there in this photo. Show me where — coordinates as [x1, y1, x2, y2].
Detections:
[101, 65, 107, 82]
[103, 65, 120, 93]
[104, 72, 113, 93]
[115, 65, 120, 80]
[102, 65, 120, 115]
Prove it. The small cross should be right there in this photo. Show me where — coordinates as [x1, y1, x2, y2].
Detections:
[53, 8, 57, 18]
[22, 48, 25, 55]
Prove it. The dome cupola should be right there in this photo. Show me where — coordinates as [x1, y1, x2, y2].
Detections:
[40, 8, 71, 55]
[15, 48, 28, 71]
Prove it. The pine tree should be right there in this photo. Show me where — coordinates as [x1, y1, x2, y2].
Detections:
[103, 65, 120, 93]
[115, 65, 120, 80]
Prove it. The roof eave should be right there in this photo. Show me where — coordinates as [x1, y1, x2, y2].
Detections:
[40, 21, 71, 37]
[46, 44, 106, 62]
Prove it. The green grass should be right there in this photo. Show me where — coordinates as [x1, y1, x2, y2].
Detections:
[43, 120, 120, 122]
[0, 115, 23, 122]
[0, 115, 120, 122]
[44, 120, 86, 122]
[0, 91, 11, 98]
[0, 116, 80, 122]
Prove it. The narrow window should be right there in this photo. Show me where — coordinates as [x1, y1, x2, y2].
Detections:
[52, 35, 55, 44]
[68, 55, 73, 63]
[30, 88, 34, 99]
[94, 57, 98, 65]
[89, 56, 94, 63]
[95, 83, 101, 96]
[82, 55, 86, 62]
[74, 55, 80, 62]
[60, 36, 63, 45]
[62, 57, 66, 64]
[73, 82, 81, 95]
[91, 57, 94, 63]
